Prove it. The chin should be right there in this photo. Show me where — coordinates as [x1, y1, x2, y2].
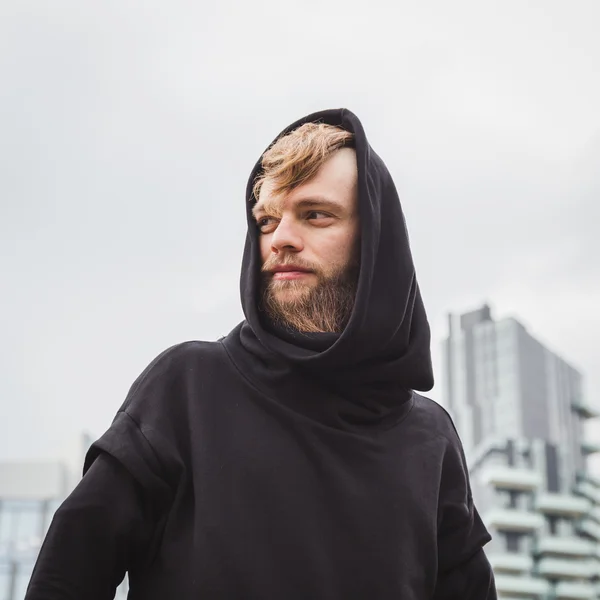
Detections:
[271, 281, 313, 303]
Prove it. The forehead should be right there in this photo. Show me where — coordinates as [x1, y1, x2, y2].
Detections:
[253, 148, 358, 217]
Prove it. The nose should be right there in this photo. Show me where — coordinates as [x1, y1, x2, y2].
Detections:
[270, 217, 304, 254]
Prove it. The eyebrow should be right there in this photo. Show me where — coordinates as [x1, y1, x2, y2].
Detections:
[252, 197, 347, 219]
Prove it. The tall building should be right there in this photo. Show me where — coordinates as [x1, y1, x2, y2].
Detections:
[0, 435, 128, 599]
[443, 305, 600, 600]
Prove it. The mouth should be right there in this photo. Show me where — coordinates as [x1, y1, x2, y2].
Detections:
[270, 266, 314, 281]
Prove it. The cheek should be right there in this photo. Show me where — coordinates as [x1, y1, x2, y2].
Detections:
[319, 233, 356, 267]
[337, 226, 359, 257]
[259, 236, 271, 263]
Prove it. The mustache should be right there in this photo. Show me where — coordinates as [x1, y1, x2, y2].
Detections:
[261, 255, 320, 274]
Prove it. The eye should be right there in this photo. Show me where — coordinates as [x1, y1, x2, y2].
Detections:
[307, 211, 328, 219]
[306, 211, 334, 224]
[256, 216, 278, 233]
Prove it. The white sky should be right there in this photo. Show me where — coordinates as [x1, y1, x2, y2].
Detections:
[1, 0, 599, 472]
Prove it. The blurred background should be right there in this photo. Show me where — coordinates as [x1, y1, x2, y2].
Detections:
[1, 1, 599, 598]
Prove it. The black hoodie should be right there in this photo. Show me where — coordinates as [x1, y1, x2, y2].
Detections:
[25, 109, 496, 600]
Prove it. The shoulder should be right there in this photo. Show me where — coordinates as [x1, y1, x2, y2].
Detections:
[132, 340, 225, 384]
[409, 394, 471, 486]
[122, 340, 227, 410]
[148, 339, 224, 367]
[407, 392, 463, 447]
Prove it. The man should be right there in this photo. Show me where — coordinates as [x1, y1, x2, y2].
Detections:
[26, 109, 496, 599]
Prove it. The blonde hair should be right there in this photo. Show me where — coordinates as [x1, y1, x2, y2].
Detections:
[253, 122, 354, 201]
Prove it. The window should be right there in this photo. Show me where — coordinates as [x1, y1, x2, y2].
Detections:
[13, 561, 35, 600]
[505, 532, 520, 553]
[0, 503, 14, 547]
[0, 564, 14, 600]
[0, 501, 45, 560]
[14, 510, 42, 551]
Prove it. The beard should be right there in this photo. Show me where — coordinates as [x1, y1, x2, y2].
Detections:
[260, 256, 359, 334]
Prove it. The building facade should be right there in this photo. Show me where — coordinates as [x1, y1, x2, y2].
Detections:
[0, 462, 68, 600]
[443, 304, 600, 600]
[0, 437, 128, 599]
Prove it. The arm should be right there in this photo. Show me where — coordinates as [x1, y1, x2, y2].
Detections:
[25, 346, 189, 599]
[25, 453, 151, 600]
[433, 530, 496, 600]
[432, 434, 497, 600]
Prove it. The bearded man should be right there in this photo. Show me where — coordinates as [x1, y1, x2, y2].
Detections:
[26, 109, 496, 600]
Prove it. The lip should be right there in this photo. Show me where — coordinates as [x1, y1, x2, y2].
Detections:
[271, 265, 312, 273]
[270, 266, 313, 280]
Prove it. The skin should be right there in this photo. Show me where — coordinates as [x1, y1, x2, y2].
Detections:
[252, 147, 360, 306]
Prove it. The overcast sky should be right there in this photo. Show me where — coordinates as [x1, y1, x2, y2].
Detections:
[1, 0, 599, 472]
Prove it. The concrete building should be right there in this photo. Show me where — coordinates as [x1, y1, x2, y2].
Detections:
[443, 304, 600, 600]
[0, 435, 128, 599]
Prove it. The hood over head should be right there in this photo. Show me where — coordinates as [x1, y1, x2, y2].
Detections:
[225, 108, 433, 428]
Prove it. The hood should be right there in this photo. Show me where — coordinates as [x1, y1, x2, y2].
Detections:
[236, 108, 433, 412]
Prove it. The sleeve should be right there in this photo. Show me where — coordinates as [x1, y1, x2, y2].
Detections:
[432, 427, 497, 600]
[83, 343, 189, 501]
[25, 344, 192, 599]
[25, 453, 152, 600]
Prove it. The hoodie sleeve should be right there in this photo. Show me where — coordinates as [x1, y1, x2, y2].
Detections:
[25, 453, 152, 600]
[432, 426, 497, 600]
[25, 344, 190, 599]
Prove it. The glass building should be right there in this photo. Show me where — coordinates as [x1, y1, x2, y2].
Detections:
[0, 444, 128, 599]
[0, 462, 67, 600]
[443, 305, 600, 600]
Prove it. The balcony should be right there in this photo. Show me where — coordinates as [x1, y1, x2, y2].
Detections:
[576, 471, 600, 488]
[537, 557, 597, 579]
[581, 442, 600, 456]
[571, 401, 599, 420]
[494, 574, 549, 597]
[589, 506, 600, 524]
[555, 581, 597, 600]
[535, 535, 596, 558]
[574, 481, 600, 504]
[483, 508, 544, 533]
[480, 466, 542, 491]
[534, 493, 590, 518]
[576, 518, 600, 540]
[487, 552, 533, 573]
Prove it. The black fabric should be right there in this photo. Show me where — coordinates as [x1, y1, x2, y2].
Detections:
[25, 108, 495, 600]
[25, 454, 152, 599]
[238, 108, 433, 413]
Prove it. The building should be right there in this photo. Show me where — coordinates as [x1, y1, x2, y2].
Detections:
[0, 435, 128, 599]
[0, 462, 69, 599]
[443, 304, 600, 600]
